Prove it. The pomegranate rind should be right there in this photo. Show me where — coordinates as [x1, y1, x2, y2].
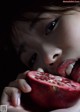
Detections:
[26, 71, 80, 110]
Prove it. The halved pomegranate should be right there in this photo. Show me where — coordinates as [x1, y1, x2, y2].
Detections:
[26, 71, 80, 110]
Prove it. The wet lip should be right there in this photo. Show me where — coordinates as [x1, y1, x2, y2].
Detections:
[57, 59, 77, 77]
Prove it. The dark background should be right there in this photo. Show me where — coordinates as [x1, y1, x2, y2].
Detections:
[0, 1, 28, 97]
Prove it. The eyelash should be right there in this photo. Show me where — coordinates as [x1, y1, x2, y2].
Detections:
[28, 53, 37, 69]
[45, 17, 59, 35]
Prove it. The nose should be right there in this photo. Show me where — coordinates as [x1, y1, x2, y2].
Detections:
[44, 48, 62, 65]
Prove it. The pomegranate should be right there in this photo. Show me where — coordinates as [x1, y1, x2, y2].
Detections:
[26, 71, 80, 110]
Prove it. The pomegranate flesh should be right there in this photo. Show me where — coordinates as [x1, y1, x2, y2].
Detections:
[26, 71, 80, 110]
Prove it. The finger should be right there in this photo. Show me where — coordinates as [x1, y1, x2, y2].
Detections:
[9, 79, 31, 93]
[9, 79, 32, 93]
[1, 87, 10, 106]
[9, 71, 30, 87]
[11, 88, 21, 106]
[16, 79, 32, 93]
[9, 70, 30, 88]
[1, 87, 21, 107]
[9, 81, 18, 88]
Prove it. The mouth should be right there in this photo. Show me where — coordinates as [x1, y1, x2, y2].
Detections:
[37, 59, 77, 76]
[57, 58, 80, 82]
[37, 58, 80, 82]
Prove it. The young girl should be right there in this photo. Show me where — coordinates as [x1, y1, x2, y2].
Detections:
[1, 1, 80, 112]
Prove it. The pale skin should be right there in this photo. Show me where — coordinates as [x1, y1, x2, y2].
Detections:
[1, 8, 80, 112]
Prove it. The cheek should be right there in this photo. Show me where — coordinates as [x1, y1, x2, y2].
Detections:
[54, 15, 80, 50]
[64, 24, 80, 50]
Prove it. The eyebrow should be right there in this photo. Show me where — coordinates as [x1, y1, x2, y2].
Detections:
[15, 13, 55, 28]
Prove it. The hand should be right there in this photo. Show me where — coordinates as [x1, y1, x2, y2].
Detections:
[0, 87, 30, 112]
[0, 70, 32, 112]
[0, 86, 46, 112]
[6, 70, 32, 107]
[0, 70, 43, 112]
[9, 70, 32, 93]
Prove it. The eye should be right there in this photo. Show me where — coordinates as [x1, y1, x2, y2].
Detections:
[45, 17, 59, 35]
[28, 53, 37, 69]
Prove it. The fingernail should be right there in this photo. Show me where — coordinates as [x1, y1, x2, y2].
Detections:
[23, 84, 31, 92]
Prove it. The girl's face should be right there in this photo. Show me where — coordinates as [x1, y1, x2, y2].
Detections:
[12, 9, 80, 75]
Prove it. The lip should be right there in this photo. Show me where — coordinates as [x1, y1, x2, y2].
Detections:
[37, 58, 80, 82]
[57, 59, 77, 77]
